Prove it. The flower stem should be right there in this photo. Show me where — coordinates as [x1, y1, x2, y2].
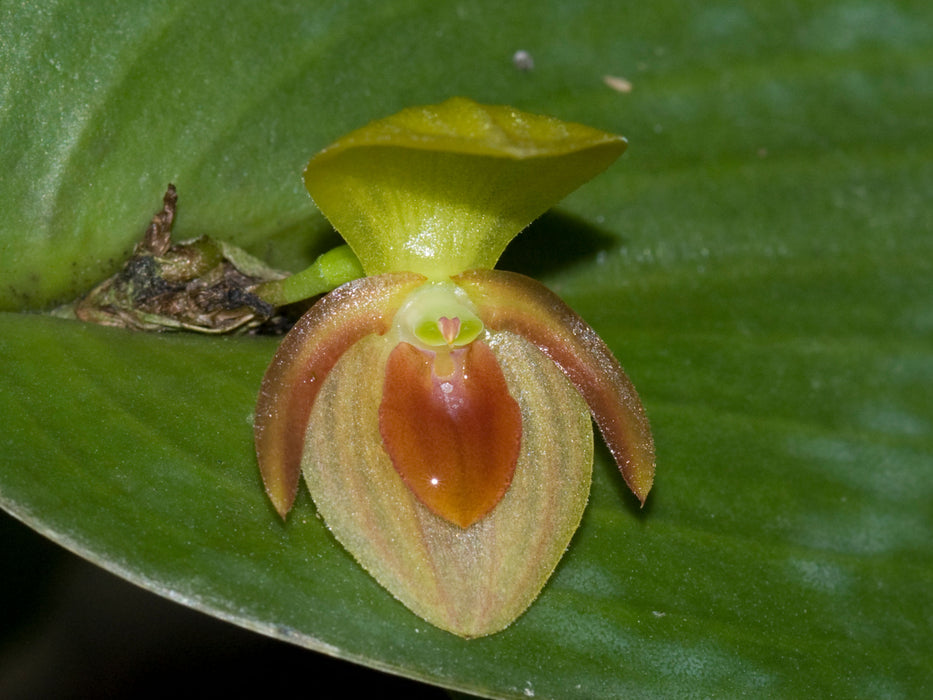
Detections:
[255, 245, 364, 306]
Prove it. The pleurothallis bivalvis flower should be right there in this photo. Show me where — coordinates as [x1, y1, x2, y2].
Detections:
[254, 98, 655, 638]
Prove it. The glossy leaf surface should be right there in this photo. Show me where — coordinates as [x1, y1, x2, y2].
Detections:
[1, 1, 932, 697]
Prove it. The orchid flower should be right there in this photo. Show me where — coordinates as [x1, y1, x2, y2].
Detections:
[254, 98, 655, 638]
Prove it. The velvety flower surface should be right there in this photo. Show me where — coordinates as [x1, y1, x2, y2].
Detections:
[254, 98, 655, 637]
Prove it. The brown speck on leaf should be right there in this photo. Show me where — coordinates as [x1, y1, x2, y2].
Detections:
[62, 185, 293, 334]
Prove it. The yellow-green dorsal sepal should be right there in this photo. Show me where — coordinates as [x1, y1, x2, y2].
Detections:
[303, 97, 627, 278]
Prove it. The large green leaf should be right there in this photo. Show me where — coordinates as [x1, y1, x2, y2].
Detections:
[2, 1, 931, 697]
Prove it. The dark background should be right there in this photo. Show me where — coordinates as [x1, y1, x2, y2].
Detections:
[0, 510, 448, 699]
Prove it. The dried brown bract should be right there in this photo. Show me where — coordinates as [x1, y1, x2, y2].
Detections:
[65, 185, 290, 334]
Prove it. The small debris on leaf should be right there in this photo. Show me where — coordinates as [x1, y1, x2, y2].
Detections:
[512, 50, 534, 72]
[60, 185, 292, 334]
[603, 74, 633, 93]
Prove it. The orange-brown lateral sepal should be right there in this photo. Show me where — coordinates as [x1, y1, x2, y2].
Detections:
[254, 272, 425, 518]
[379, 341, 522, 528]
[454, 269, 655, 504]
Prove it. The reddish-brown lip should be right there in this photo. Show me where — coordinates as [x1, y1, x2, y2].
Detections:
[379, 340, 522, 528]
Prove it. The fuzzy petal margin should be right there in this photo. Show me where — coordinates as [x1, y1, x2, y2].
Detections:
[254, 272, 424, 517]
[454, 269, 655, 503]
